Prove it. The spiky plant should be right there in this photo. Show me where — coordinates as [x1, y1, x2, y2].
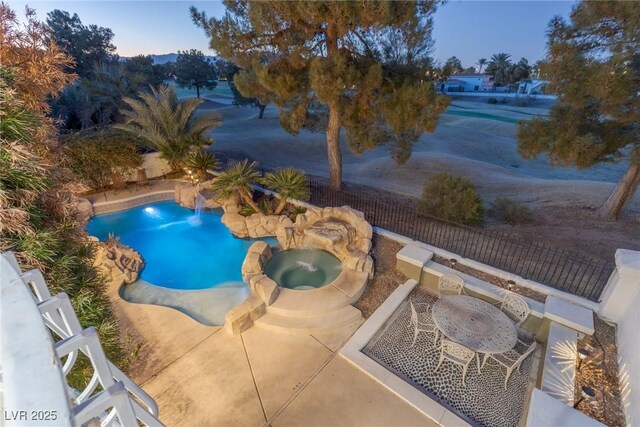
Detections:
[211, 159, 263, 214]
[262, 168, 310, 214]
[185, 149, 219, 181]
[115, 84, 222, 172]
[1, 4, 125, 390]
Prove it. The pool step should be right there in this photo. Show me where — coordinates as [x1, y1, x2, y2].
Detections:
[254, 305, 362, 335]
[267, 270, 369, 318]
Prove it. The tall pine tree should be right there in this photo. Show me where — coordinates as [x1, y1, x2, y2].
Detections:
[518, 1, 640, 220]
[192, 1, 449, 190]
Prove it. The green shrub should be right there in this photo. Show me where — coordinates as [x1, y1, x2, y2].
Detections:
[488, 198, 533, 225]
[238, 205, 255, 217]
[487, 97, 498, 104]
[185, 149, 218, 181]
[258, 197, 275, 215]
[64, 128, 143, 190]
[262, 167, 310, 214]
[514, 96, 532, 107]
[417, 173, 485, 225]
[499, 97, 508, 104]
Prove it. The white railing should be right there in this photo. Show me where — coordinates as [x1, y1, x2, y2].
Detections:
[1, 251, 163, 427]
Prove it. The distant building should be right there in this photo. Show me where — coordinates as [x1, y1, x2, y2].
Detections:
[516, 78, 549, 95]
[440, 74, 494, 93]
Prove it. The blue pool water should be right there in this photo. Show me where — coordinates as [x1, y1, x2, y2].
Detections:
[87, 201, 275, 290]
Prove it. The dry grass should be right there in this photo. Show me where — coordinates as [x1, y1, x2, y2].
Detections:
[432, 254, 547, 303]
[354, 235, 407, 318]
[575, 317, 626, 427]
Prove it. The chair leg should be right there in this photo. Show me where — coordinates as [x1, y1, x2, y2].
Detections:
[435, 355, 443, 372]
[461, 364, 468, 387]
[481, 353, 490, 369]
[412, 328, 419, 346]
[476, 353, 482, 374]
[504, 367, 513, 390]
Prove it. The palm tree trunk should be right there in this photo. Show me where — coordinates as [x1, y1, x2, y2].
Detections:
[274, 197, 287, 215]
[258, 104, 266, 119]
[196, 85, 201, 98]
[240, 189, 263, 214]
[595, 159, 640, 221]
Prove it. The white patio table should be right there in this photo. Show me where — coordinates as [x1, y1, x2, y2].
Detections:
[431, 295, 518, 373]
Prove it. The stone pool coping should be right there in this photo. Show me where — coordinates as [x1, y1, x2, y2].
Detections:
[92, 190, 176, 215]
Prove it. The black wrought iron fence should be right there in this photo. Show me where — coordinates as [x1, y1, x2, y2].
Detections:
[215, 153, 614, 302]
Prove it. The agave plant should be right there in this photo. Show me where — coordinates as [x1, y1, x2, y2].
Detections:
[115, 84, 221, 172]
[262, 168, 310, 214]
[211, 159, 263, 214]
[185, 149, 219, 181]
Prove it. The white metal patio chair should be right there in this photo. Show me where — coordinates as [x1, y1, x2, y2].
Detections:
[500, 293, 530, 327]
[438, 274, 465, 297]
[408, 300, 440, 346]
[434, 339, 476, 387]
[485, 341, 537, 389]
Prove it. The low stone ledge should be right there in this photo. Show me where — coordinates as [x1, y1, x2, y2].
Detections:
[224, 294, 266, 335]
[222, 212, 293, 239]
[254, 276, 279, 306]
[544, 295, 594, 337]
[241, 252, 264, 283]
[541, 322, 577, 406]
[93, 243, 144, 284]
[526, 389, 605, 427]
[75, 197, 94, 222]
[222, 213, 249, 238]
[92, 191, 175, 215]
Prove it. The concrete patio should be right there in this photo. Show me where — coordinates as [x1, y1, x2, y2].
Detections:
[107, 278, 437, 426]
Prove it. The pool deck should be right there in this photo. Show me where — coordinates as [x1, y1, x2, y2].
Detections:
[90, 182, 436, 426]
[106, 276, 436, 426]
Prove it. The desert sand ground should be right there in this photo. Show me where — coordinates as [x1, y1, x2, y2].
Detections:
[200, 86, 639, 260]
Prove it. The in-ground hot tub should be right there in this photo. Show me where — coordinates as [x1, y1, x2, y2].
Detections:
[264, 248, 342, 290]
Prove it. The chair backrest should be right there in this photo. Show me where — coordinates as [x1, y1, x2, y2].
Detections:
[515, 341, 537, 367]
[112, 172, 127, 189]
[438, 274, 464, 297]
[501, 293, 530, 326]
[441, 339, 475, 362]
[410, 300, 418, 325]
[136, 168, 148, 184]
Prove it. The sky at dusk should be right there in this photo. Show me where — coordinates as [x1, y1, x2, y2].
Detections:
[11, 1, 576, 68]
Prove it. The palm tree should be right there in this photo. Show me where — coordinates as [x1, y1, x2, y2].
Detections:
[490, 53, 512, 67]
[185, 149, 219, 181]
[487, 53, 513, 85]
[262, 168, 310, 214]
[115, 84, 221, 172]
[211, 159, 263, 214]
[78, 64, 146, 127]
[477, 58, 487, 73]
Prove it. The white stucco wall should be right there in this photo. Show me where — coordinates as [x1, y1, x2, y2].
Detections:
[124, 152, 171, 181]
[615, 281, 639, 427]
[1, 253, 73, 426]
[599, 249, 640, 426]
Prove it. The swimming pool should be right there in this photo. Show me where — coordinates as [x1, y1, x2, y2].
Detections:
[87, 201, 275, 325]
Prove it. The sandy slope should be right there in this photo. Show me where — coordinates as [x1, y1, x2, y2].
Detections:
[202, 97, 639, 214]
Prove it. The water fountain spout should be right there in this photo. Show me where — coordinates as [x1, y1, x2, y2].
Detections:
[295, 248, 321, 272]
[190, 194, 206, 225]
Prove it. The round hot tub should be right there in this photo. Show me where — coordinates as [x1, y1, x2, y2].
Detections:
[264, 249, 342, 290]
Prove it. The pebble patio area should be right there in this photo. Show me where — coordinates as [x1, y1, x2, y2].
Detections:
[363, 289, 539, 427]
